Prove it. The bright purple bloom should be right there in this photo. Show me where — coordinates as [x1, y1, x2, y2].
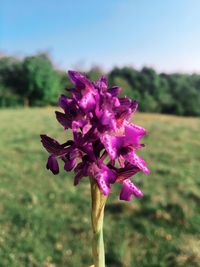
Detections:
[40, 71, 150, 201]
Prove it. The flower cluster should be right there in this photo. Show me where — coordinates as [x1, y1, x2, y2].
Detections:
[40, 71, 150, 201]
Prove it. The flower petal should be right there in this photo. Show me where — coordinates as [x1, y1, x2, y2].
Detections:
[100, 109, 115, 125]
[123, 151, 150, 174]
[82, 123, 92, 135]
[64, 158, 76, 171]
[74, 160, 89, 185]
[46, 155, 59, 175]
[89, 163, 112, 195]
[124, 123, 146, 146]
[64, 148, 82, 172]
[130, 100, 138, 114]
[117, 163, 140, 182]
[96, 76, 107, 92]
[68, 71, 97, 111]
[67, 88, 82, 101]
[74, 171, 84, 186]
[79, 91, 96, 111]
[119, 97, 132, 107]
[101, 134, 124, 160]
[81, 143, 96, 161]
[68, 70, 94, 92]
[115, 99, 138, 124]
[74, 163, 84, 185]
[120, 179, 143, 201]
[40, 134, 69, 156]
[97, 175, 111, 195]
[58, 94, 68, 110]
[100, 162, 117, 184]
[94, 171, 111, 195]
[107, 86, 121, 96]
[55, 111, 71, 129]
[72, 120, 85, 132]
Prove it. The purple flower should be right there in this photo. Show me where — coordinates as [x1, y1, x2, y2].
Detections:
[46, 155, 59, 175]
[40, 71, 150, 201]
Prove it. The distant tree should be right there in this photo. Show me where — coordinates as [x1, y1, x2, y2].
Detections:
[140, 92, 158, 112]
[172, 75, 200, 115]
[150, 73, 173, 113]
[0, 56, 24, 107]
[1, 52, 200, 116]
[0, 84, 22, 107]
[21, 53, 60, 106]
[0, 57, 20, 85]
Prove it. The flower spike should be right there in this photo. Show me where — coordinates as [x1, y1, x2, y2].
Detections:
[40, 70, 150, 201]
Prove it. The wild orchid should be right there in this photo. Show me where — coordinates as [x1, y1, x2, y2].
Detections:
[40, 70, 150, 267]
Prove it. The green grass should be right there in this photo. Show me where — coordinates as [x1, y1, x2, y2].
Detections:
[0, 108, 200, 267]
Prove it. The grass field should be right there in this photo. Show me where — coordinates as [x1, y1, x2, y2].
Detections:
[0, 108, 199, 267]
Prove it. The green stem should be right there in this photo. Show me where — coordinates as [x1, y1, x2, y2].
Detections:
[90, 178, 107, 267]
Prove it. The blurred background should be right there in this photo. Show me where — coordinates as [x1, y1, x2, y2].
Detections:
[0, 1, 200, 266]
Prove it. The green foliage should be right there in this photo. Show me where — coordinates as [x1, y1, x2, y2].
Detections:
[0, 85, 22, 107]
[140, 92, 158, 112]
[108, 67, 200, 116]
[22, 54, 60, 106]
[0, 57, 24, 107]
[0, 54, 61, 107]
[0, 108, 199, 266]
[0, 53, 200, 116]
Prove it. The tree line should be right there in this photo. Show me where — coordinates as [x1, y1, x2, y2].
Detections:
[0, 53, 200, 116]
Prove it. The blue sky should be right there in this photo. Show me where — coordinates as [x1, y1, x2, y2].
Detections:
[1, 0, 200, 73]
